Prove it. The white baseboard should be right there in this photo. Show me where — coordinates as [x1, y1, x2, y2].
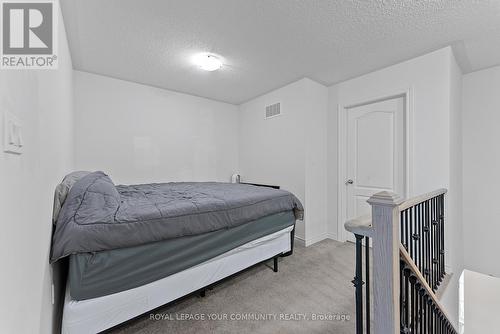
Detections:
[294, 235, 306, 247]
[295, 233, 341, 247]
[326, 232, 340, 241]
[305, 233, 328, 247]
[445, 264, 453, 275]
[295, 233, 339, 247]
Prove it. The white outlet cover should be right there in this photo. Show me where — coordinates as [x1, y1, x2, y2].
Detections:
[3, 111, 23, 155]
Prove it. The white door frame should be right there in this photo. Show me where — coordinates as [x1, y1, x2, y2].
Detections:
[337, 88, 414, 242]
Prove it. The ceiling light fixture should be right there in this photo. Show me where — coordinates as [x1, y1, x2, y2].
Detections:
[192, 53, 223, 71]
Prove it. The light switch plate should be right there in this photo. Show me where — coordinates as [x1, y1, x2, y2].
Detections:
[3, 110, 23, 155]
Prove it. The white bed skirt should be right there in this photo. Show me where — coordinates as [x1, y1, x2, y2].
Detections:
[61, 226, 294, 334]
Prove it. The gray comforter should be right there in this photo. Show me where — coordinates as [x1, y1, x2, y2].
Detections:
[50, 171, 303, 262]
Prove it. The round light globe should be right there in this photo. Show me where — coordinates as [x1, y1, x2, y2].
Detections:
[193, 53, 222, 71]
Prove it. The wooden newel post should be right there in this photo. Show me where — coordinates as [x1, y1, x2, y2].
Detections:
[367, 191, 404, 334]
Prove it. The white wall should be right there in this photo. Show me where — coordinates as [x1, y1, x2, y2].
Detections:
[74, 71, 239, 185]
[462, 65, 500, 277]
[461, 270, 500, 333]
[326, 87, 339, 239]
[327, 47, 463, 325]
[238, 78, 328, 243]
[304, 80, 329, 244]
[0, 2, 74, 333]
[440, 49, 464, 328]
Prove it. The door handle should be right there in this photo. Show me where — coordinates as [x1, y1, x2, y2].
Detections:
[346, 179, 354, 185]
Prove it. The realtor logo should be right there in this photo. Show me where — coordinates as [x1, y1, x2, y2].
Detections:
[1, 0, 58, 69]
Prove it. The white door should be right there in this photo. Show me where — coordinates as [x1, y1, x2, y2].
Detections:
[344, 97, 405, 242]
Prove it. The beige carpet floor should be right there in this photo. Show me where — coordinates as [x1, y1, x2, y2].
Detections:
[109, 239, 358, 334]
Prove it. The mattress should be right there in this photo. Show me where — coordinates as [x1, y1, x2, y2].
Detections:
[51, 171, 303, 262]
[62, 225, 294, 334]
[69, 211, 296, 300]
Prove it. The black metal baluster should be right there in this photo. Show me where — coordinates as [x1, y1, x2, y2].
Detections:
[438, 196, 442, 286]
[422, 203, 427, 280]
[365, 236, 370, 334]
[423, 294, 428, 333]
[401, 210, 405, 247]
[404, 267, 410, 333]
[421, 204, 424, 278]
[436, 195, 441, 283]
[433, 197, 441, 290]
[440, 194, 445, 281]
[418, 286, 424, 334]
[353, 234, 364, 334]
[423, 202, 426, 276]
[436, 311, 440, 334]
[415, 204, 422, 272]
[409, 207, 413, 259]
[434, 197, 439, 290]
[439, 194, 443, 282]
[405, 209, 409, 251]
[430, 198, 435, 290]
[430, 197, 434, 289]
[434, 307, 438, 334]
[429, 299, 435, 334]
[426, 199, 431, 285]
[435, 196, 439, 288]
[436, 307, 440, 334]
[410, 206, 418, 263]
[412, 207, 415, 260]
[418, 204, 424, 273]
[409, 275, 416, 334]
[438, 195, 442, 283]
[400, 260, 404, 333]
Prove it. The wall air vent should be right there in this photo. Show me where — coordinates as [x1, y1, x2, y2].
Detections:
[265, 102, 281, 119]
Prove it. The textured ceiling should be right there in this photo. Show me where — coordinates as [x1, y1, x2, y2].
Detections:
[60, 0, 500, 104]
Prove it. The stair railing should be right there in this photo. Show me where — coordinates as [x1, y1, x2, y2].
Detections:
[400, 245, 456, 333]
[399, 189, 447, 291]
[345, 189, 457, 334]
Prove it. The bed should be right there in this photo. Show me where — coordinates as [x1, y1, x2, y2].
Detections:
[51, 171, 303, 334]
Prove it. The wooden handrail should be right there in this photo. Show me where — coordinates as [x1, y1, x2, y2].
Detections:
[345, 188, 448, 239]
[344, 214, 373, 237]
[399, 245, 458, 333]
[398, 188, 447, 211]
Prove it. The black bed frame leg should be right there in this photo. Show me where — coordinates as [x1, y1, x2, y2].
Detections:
[199, 289, 206, 297]
[273, 256, 278, 272]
